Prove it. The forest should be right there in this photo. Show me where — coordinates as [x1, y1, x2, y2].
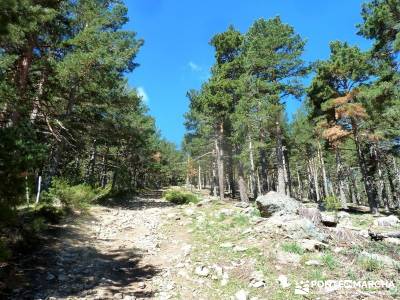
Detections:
[0, 0, 400, 299]
[183, 1, 400, 214]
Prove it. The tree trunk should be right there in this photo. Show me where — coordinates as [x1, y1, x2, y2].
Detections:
[318, 141, 329, 198]
[311, 156, 321, 203]
[351, 119, 378, 214]
[283, 147, 292, 197]
[212, 160, 218, 197]
[227, 143, 235, 198]
[85, 139, 97, 186]
[248, 137, 258, 198]
[216, 124, 224, 200]
[275, 121, 286, 194]
[238, 163, 249, 202]
[198, 164, 202, 190]
[335, 149, 348, 209]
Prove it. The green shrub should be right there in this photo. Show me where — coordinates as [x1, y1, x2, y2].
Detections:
[34, 205, 65, 224]
[281, 242, 304, 255]
[322, 252, 338, 270]
[358, 256, 383, 272]
[163, 189, 199, 205]
[323, 195, 341, 211]
[42, 178, 98, 210]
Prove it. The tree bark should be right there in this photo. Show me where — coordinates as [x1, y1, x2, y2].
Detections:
[238, 163, 249, 202]
[248, 137, 258, 198]
[351, 119, 378, 214]
[335, 149, 348, 209]
[216, 124, 224, 200]
[317, 142, 329, 198]
[275, 121, 286, 194]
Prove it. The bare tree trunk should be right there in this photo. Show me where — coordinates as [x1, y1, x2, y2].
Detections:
[85, 139, 97, 186]
[216, 124, 224, 200]
[352, 119, 378, 214]
[335, 149, 348, 209]
[238, 163, 249, 202]
[198, 164, 202, 190]
[101, 147, 109, 188]
[275, 120, 286, 194]
[212, 160, 218, 197]
[318, 142, 329, 198]
[283, 147, 292, 197]
[248, 137, 258, 198]
[311, 156, 321, 203]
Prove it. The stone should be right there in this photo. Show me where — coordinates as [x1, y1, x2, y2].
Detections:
[233, 245, 248, 252]
[249, 271, 266, 288]
[299, 239, 327, 252]
[373, 215, 399, 227]
[298, 207, 322, 225]
[278, 274, 290, 289]
[235, 289, 249, 300]
[235, 202, 250, 208]
[195, 266, 210, 277]
[304, 259, 322, 266]
[138, 282, 146, 289]
[46, 273, 55, 281]
[181, 244, 192, 256]
[321, 213, 338, 227]
[360, 251, 397, 267]
[385, 237, 400, 245]
[276, 251, 301, 265]
[294, 287, 309, 295]
[220, 242, 233, 248]
[256, 191, 301, 218]
[184, 208, 195, 217]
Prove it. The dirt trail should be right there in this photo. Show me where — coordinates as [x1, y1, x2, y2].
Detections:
[9, 193, 190, 300]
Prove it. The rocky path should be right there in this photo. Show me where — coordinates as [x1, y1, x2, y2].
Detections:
[10, 193, 190, 300]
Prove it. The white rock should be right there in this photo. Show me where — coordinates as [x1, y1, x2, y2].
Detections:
[278, 274, 290, 289]
[294, 287, 309, 295]
[233, 245, 248, 252]
[195, 266, 210, 277]
[184, 208, 195, 216]
[220, 242, 233, 248]
[181, 244, 192, 256]
[374, 215, 399, 227]
[304, 260, 322, 266]
[235, 289, 249, 300]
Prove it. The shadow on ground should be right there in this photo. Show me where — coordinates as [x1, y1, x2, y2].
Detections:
[98, 190, 175, 211]
[2, 197, 164, 300]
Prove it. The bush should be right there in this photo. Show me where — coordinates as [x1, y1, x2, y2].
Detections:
[163, 189, 199, 205]
[281, 242, 304, 255]
[323, 195, 341, 211]
[42, 178, 98, 210]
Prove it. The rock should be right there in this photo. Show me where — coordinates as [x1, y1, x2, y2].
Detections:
[184, 208, 195, 217]
[249, 271, 266, 288]
[235, 289, 249, 300]
[321, 213, 338, 227]
[181, 244, 192, 256]
[385, 237, 400, 245]
[235, 202, 250, 208]
[304, 259, 322, 266]
[299, 239, 327, 252]
[337, 211, 350, 220]
[276, 251, 301, 265]
[277, 274, 290, 289]
[374, 215, 399, 227]
[138, 282, 146, 289]
[195, 266, 210, 277]
[46, 273, 55, 281]
[298, 207, 322, 225]
[220, 242, 233, 248]
[233, 245, 248, 252]
[114, 293, 124, 299]
[360, 251, 397, 267]
[294, 286, 309, 295]
[256, 191, 301, 218]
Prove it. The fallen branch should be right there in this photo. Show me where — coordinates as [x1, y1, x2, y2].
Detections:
[368, 230, 400, 241]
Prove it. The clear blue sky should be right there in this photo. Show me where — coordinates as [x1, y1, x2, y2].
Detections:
[124, 0, 371, 147]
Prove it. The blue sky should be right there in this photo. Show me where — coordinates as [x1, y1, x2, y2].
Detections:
[124, 0, 371, 147]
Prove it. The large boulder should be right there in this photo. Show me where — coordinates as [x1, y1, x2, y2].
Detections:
[256, 191, 301, 218]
